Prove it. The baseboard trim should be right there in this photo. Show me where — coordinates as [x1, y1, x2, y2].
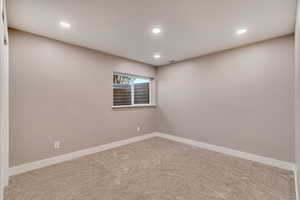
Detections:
[9, 132, 295, 177]
[154, 132, 295, 171]
[295, 165, 299, 200]
[9, 133, 156, 176]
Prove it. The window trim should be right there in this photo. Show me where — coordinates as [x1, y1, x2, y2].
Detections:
[112, 104, 156, 109]
[112, 72, 155, 108]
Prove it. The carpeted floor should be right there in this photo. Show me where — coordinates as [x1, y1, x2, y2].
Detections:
[5, 137, 296, 200]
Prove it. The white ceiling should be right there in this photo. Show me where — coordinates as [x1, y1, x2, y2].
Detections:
[7, 0, 296, 66]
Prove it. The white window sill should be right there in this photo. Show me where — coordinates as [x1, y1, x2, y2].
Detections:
[112, 104, 156, 109]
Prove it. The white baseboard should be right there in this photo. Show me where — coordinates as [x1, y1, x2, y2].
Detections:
[155, 132, 300, 197]
[9, 133, 157, 176]
[9, 132, 295, 178]
[295, 165, 299, 200]
[154, 132, 295, 171]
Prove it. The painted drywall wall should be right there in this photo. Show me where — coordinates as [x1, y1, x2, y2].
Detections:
[9, 29, 157, 166]
[9, 28, 296, 169]
[295, 0, 300, 196]
[157, 35, 295, 162]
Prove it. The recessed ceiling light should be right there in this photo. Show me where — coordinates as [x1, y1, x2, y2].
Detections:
[152, 28, 161, 34]
[154, 54, 161, 59]
[60, 21, 71, 28]
[236, 28, 247, 35]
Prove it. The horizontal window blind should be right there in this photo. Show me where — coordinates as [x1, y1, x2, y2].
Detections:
[113, 85, 131, 106]
[134, 83, 149, 104]
[113, 73, 151, 106]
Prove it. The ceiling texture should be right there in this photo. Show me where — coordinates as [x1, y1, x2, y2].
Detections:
[7, 0, 296, 66]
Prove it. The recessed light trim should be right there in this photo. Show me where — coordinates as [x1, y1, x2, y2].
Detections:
[236, 28, 247, 35]
[152, 28, 161, 34]
[60, 21, 71, 28]
[154, 54, 161, 59]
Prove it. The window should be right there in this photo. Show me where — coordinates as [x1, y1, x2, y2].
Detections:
[113, 73, 152, 107]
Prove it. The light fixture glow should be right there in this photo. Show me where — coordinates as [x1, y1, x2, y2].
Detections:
[60, 21, 71, 28]
[236, 28, 247, 35]
[152, 28, 161, 34]
[154, 54, 161, 59]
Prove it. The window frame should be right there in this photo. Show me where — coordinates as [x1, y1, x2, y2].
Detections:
[112, 72, 155, 108]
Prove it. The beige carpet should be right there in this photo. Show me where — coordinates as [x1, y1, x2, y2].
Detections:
[5, 137, 296, 200]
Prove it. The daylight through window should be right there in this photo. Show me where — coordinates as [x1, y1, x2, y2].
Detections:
[113, 73, 151, 106]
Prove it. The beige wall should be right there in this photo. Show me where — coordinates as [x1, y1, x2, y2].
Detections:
[157, 35, 295, 162]
[9, 28, 296, 167]
[9, 29, 157, 166]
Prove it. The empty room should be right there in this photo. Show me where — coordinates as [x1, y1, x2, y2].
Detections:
[1, 0, 300, 199]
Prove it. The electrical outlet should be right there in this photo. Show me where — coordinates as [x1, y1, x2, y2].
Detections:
[137, 126, 141, 132]
[54, 141, 60, 149]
